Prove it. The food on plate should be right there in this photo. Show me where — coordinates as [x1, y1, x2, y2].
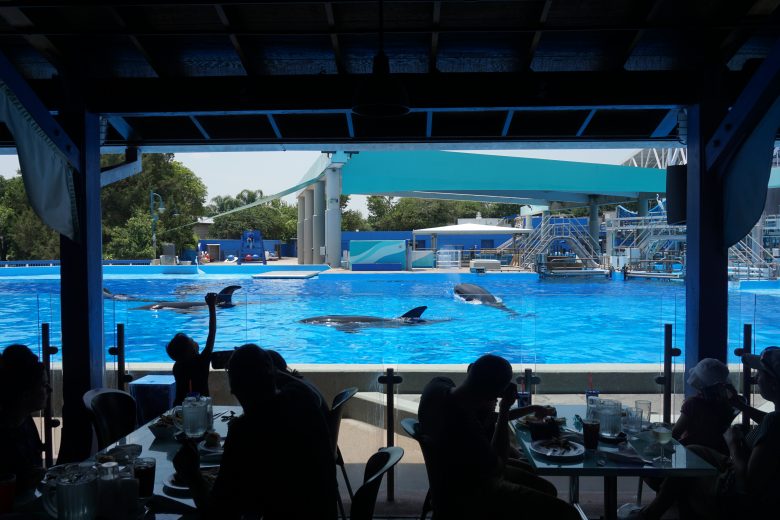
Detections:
[154, 414, 176, 428]
[204, 431, 221, 449]
[539, 437, 573, 451]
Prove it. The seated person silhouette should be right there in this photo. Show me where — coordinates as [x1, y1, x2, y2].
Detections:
[267, 349, 330, 420]
[174, 344, 337, 519]
[634, 348, 780, 520]
[418, 354, 580, 519]
[167, 292, 217, 405]
[0, 345, 48, 507]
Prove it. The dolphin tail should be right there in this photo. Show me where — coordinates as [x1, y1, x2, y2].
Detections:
[400, 306, 427, 319]
[216, 285, 242, 306]
[103, 288, 113, 298]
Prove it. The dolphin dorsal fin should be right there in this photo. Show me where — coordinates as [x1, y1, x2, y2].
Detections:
[217, 285, 242, 305]
[400, 306, 427, 319]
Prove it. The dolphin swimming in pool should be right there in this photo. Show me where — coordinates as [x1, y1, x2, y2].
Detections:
[300, 306, 450, 333]
[103, 288, 137, 301]
[132, 285, 242, 311]
[454, 283, 518, 316]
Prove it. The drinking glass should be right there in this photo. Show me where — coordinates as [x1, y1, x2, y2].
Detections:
[597, 399, 622, 438]
[622, 407, 643, 439]
[182, 397, 207, 438]
[651, 423, 673, 464]
[133, 457, 156, 498]
[582, 420, 600, 451]
[635, 400, 652, 430]
[586, 396, 602, 420]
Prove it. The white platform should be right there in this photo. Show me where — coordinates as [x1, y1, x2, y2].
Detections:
[469, 259, 501, 271]
[252, 270, 321, 279]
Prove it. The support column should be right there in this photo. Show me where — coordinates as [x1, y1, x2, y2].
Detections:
[685, 103, 729, 385]
[312, 181, 325, 264]
[58, 109, 105, 462]
[588, 196, 601, 253]
[297, 197, 304, 264]
[303, 188, 314, 264]
[325, 167, 342, 267]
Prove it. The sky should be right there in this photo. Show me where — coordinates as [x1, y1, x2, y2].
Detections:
[0, 148, 639, 216]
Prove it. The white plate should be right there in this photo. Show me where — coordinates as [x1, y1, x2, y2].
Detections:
[198, 439, 224, 454]
[162, 474, 191, 496]
[530, 440, 585, 461]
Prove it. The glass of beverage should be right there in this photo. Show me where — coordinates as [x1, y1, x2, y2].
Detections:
[622, 407, 643, 440]
[582, 419, 600, 451]
[635, 400, 652, 430]
[133, 457, 156, 498]
[182, 397, 207, 438]
[0, 474, 15, 514]
[597, 400, 622, 438]
[651, 423, 673, 464]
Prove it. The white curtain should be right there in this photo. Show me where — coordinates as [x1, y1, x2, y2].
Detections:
[0, 81, 78, 240]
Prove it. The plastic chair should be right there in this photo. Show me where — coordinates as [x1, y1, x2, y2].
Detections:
[401, 418, 434, 520]
[349, 446, 404, 520]
[82, 388, 138, 450]
[329, 387, 358, 520]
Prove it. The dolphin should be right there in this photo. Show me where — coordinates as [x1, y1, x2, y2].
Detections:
[454, 283, 518, 316]
[132, 285, 242, 311]
[103, 288, 137, 301]
[300, 306, 450, 333]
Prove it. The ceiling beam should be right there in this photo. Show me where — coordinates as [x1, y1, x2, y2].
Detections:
[324, 3, 347, 74]
[214, 4, 255, 76]
[650, 108, 679, 138]
[106, 115, 139, 141]
[576, 109, 597, 137]
[501, 110, 514, 137]
[523, 0, 551, 70]
[429, 1, 441, 73]
[0, 6, 63, 70]
[266, 114, 282, 139]
[28, 71, 729, 115]
[108, 7, 166, 78]
[189, 116, 211, 140]
[617, 0, 668, 69]
[719, 0, 780, 66]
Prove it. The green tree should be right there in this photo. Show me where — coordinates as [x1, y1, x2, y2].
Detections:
[103, 209, 155, 260]
[341, 209, 370, 231]
[0, 175, 60, 260]
[209, 195, 298, 241]
[366, 196, 395, 229]
[101, 154, 207, 258]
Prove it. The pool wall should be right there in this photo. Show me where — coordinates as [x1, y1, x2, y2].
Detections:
[0, 263, 331, 277]
[44, 363, 743, 417]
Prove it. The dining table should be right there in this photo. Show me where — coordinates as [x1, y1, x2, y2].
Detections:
[96, 405, 242, 517]
[513, 404, 718, 520]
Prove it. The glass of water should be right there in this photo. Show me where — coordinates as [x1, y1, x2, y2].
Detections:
[182, 397, 207, 438]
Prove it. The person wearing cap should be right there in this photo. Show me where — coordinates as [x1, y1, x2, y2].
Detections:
[631, 349, 780, 519]
[671, 358, 738, 454]
[418, 354, 580, 519]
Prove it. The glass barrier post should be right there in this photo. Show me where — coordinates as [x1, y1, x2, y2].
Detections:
[654, 324, 680, 424]
[378, 368, 402, 502]
[41, 322, 60, 467]
[734, 323, 755, 430]
[108, 323, 133, 391]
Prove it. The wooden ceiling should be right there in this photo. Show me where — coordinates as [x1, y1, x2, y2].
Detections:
[1, 1, 778, 150]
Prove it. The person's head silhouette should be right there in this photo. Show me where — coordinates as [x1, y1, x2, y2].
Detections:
[166, 333, 199, 362]
[0, 344, 47, 417]
[461, 354, 513, 407]
[228, 344, 277, 407]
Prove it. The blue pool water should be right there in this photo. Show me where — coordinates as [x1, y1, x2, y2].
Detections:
[1, 273, 778, 364]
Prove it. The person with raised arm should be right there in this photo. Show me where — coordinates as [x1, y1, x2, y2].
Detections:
[167, 292, 217, 405]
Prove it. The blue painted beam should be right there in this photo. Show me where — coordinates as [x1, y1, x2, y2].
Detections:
[106, 115, 136, 141]
[426, 111, 433, 138]
[345, 111, 354, 138]
[651, 109, 679, 138]
[57, 108, 105, 462]
[706, 36, 780, 173]
[502, 110, 514, 137]
[100, 147, 142, 187]
[266, 113, 282, 139]
[0, 50, 80, 168]
[577, 109, 597, 137]
[189, 116, 210, 140]
[685, 103, 729, 396]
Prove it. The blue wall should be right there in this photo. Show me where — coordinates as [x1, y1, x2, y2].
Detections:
[197, 239, 285, 260]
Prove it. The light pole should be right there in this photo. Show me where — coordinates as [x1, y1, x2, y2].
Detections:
[150, 191, 165, 256]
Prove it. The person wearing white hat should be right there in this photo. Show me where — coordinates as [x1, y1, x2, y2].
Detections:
[628, 349, 780, 519]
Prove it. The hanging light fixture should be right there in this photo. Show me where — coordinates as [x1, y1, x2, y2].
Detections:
[351, 0, 410, 118]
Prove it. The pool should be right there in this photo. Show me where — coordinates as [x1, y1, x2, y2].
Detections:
[1, 272, 778, 364]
